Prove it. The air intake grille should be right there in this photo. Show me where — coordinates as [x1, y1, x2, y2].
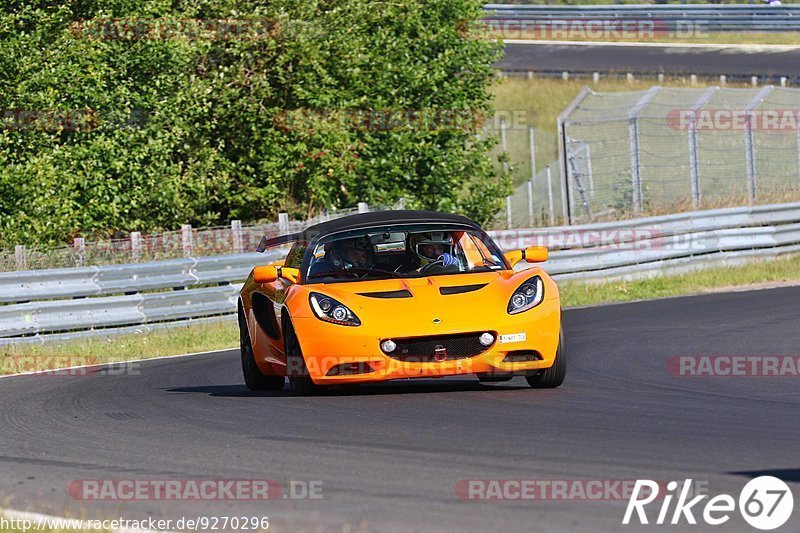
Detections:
[383, 333, 491, 363]
[326, 362, 375, 376]
[502, 351, 542, 363]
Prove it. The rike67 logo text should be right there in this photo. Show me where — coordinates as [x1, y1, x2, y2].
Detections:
[624, 477, 793, 530]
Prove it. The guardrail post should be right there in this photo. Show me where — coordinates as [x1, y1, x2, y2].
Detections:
[278, 213, 289, 233]
[230, 220, 243, 254]
[181, 224, 193, 257]
[130, 231, 142, 262]
[14, 245, 26, 270]
[74, 238, 86, 267]
[505, 196, 512, 229]
[744, 86, 773, 203]
[546, 166, 555, 226]
[357, 202, 369, 213]
[628, 87, 662, 213]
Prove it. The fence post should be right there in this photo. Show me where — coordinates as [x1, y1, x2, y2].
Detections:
[529, 126, 536, 182]
[500, 118, 509, 175]
[628, 86, 662, 213]
[130, 231, 142, 262]
[575, 142, 595, 197]
[74, 237, 86, 267]
[358, 202, 369, 213]
[546, 166, 555, 226]
[278, 213, 289, 233]
[505, 196, 513, 229]
[181, 224, 193, 257]
[687, 87, 719, 208]
[230, 220, 243, 254]
[558, 86, 594, 225]
[528, 126, 536, 226]
[744, 86, 773, 203]
[796, 121, 800, 185]
[526, 181, 534, 227]
[14, 245, 26, 270]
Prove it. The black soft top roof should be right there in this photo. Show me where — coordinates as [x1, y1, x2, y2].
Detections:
[302, 210, 479, 241]
[256, 210, 481, 252]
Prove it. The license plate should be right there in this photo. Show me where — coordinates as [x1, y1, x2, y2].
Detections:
[499, 333, 526, 344]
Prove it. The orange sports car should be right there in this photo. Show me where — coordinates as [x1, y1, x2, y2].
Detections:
[238, 210, 564, 394]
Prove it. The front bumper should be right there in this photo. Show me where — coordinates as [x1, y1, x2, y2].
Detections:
[290, 299, 561, 385]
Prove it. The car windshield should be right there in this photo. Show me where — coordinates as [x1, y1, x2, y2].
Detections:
[305, 224, 506, 282]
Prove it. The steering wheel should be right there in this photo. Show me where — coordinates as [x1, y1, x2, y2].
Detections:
[419, 260, 443, 275]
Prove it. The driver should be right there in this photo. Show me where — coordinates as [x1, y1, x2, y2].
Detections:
[308, 237, 372, 277]
[406, 232, 458, 271]
[337, 237, 372, 269]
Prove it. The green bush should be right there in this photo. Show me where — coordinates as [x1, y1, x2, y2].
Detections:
[0, 0, 509, 246]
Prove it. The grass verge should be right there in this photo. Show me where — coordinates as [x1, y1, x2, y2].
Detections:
[0, 319, 238, 376]
[2, 255, 800, 375]
[560, 253, 800, 308]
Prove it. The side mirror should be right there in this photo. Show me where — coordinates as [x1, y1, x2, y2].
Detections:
[253, 266, 279, 284]
[503, 246, 549, 268]
[253, 265, 301, 284]
[524, 246, 549, 263]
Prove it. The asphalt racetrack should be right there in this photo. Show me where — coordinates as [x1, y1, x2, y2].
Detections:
[1, 287, 799, 532]
[499, 41, 800, 79]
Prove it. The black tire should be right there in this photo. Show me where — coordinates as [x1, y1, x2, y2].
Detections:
[526, 328, 566, 389]
[283, 316, 318, 395]
[240, 306, 285, 391]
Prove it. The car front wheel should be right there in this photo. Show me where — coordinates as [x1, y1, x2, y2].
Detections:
[526, 328, 566, 389]
[240, 308, 285, 391]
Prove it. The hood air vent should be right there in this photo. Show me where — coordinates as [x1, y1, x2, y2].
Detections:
[439, 283, 487, 295]
[358, 289, 413, 299]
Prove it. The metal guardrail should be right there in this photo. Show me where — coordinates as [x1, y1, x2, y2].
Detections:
[1, 202, 799, 344]
[484, 4, 800, 32]
[0, 250, 283, 303]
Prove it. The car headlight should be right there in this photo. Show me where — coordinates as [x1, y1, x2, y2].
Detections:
[309, 293, 361, 326]
[507, 276, 544, 315]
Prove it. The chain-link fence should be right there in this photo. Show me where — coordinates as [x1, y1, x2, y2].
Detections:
[483, 118, 567, 229]
[1, 203, 392, 272]
[559, 86, 800, 225]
